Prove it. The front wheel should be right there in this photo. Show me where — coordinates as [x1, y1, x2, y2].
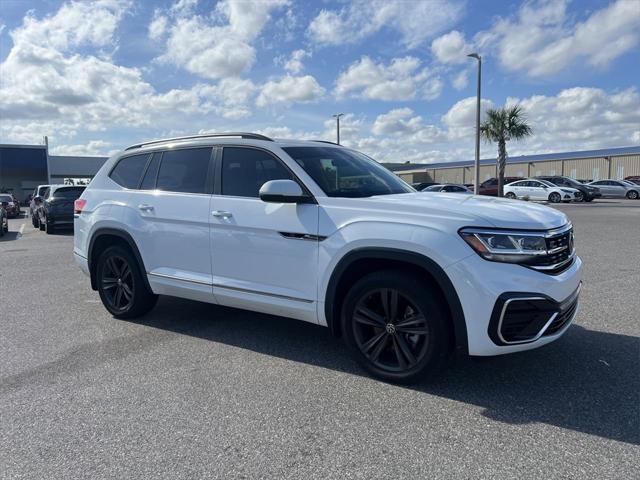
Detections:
[97, 246, 158, 319]
[505, 192, 517, 199]
[627, 190, 639, 199]
[548, 192, 562, 203]
[341, 270, 450, 384]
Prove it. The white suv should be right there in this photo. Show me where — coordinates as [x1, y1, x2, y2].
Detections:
[74, 133, 582, 382]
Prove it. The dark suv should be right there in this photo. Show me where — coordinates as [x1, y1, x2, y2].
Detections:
[36, 185, 86, 234]
[534, 176, 601, 202]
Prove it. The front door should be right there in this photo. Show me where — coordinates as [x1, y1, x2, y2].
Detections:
[210, 146, 319, 323]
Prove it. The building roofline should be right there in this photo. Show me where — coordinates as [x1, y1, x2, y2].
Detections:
[0, 143, 47, 149]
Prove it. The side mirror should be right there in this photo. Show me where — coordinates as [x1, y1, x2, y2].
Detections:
[259, 180, 311, 204]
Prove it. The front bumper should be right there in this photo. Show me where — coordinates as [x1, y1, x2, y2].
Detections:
[447, 252, 582, 356]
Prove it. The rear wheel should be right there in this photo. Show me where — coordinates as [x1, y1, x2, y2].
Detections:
[626, 190, 639, 199]
[38, 217, 45, 230]
[548, 192, 561, 203]
[97, 245, 158, 319]
[341, 269, 450, 384]
[505, 192, 516, 199]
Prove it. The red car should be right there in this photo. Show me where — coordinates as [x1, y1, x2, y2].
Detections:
[478, 177, 525, 196]
[0, 194, 20, 218]
[624, 176, 640, 185]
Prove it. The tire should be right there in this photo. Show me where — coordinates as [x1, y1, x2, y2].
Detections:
[505, 192, 516, 199]
[574, 191, 584, 202]
[548, 192, 562, 203]
[341, 269, 450, 384]
[626, 190, 639, 200]
[0, 219, 4, 237]
[39, 217, 45, 231]
[32, 214, 38, 228]
[96, 245, 158, 319]
[585, 197, 594, 202]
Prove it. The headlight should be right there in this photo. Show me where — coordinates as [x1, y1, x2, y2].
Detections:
[459, 227, 548, 264]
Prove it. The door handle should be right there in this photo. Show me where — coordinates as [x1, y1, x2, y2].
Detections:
[138, 204, 154, 212]
[211, 210, 233, 218]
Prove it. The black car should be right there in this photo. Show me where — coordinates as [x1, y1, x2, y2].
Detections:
[35, 185, 86, 234]
[534, 176, 601, 202]
[0, 205, 7, 237]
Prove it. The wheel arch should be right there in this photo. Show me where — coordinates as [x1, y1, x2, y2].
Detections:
[87, 228, 151, 292]
[324, 247, 468, 354]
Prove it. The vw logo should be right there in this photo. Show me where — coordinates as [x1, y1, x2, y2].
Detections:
[385, 323, 396, 334]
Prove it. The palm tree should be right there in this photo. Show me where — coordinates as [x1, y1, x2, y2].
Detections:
[480, 104, 533, 197]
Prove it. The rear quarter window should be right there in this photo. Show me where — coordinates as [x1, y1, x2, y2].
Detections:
[109, 154, 150, 189]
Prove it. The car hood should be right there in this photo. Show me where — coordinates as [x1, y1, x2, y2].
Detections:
[359, 192, 569, 230]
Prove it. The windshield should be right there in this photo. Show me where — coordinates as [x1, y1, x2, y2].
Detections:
[0, 195, 13, 202]
[53, 187, 85, 199]
[283, 146, 414, 198]
[538, 180, 557, 187]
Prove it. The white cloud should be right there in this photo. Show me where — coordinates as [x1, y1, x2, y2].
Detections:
[431, 30, 472, 64]
[148, 11, 168, 40]
[283, 49, 310, 74]
[442, 96, 494, 140]
[452, 70, 469, 90]
[477, 0, 640, 77]
[157, 0, 289, 80]
[49, 140, 112, 156]
[335, 56, 443, 101]
[307, 0, 464, 48]
[256, 75, 325, 106]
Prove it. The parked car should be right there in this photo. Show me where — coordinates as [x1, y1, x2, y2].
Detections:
[422, 184, 472, 194]
[0, 205, 7, 237]
[504, 179, 581, 203]
[534, 175, 601, 202]
[478, 177, 525, 196]
[0, 194, 21, 218]
[587, 180, 639, 199]
[74, 132, 582, 383]
[30, 184, 50, 228]
[36, 185, 86, 234]
[411, 182, 437, 190]
[624, 176, 640, 185]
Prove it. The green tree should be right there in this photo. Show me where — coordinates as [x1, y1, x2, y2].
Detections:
[480, 105, 533, 197]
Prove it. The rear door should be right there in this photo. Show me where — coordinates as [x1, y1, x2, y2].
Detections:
[209, 146, 319, 322]
[609, 181, 627, 197]
[127, 147, 216, 302]
[528, 181, 546, 200]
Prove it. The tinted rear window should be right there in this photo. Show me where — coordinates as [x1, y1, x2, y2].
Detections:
[110, 154, 150, 189]
[52, 187, 85, 199]
[156, 148, 211, 194]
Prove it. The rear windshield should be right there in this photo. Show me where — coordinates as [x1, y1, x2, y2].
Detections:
[0, 195, 13, 202]
[52, 187, 85, 199]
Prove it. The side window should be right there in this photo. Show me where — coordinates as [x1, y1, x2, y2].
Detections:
[156, 148, 212, 194]
[140, 153, 161, 190]
[221, 147, 293, 198]
[110, 154, 150, 189]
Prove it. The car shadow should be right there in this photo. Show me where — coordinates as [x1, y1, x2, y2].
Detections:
[125, 296, 639, 446]
[0, 231, 21, 242]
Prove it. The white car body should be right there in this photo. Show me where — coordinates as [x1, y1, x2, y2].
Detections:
[504, 179, 581, 202]
[74, 135, 582, 364]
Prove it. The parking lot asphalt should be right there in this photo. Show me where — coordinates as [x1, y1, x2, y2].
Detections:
[1, 200, 639, 479]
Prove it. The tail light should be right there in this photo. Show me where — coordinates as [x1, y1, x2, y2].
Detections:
[74, 199, 87, 214]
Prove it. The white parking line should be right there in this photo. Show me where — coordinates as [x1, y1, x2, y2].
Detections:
[18, 223, 25, 238]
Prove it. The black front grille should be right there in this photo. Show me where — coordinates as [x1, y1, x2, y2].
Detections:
[523, 227, 574, 274]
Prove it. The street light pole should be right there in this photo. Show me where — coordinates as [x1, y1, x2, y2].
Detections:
[467, 53, 481, 194]
[332, 113, 344, 145]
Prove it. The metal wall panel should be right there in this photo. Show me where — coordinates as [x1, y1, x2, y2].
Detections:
[563, 157, 609, 181]
[611, 155, 640, 178]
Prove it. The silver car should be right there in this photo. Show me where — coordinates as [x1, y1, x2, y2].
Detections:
[587, 180, 639, 199]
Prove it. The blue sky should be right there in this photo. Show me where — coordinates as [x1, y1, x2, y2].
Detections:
[1, 0, 638, 163]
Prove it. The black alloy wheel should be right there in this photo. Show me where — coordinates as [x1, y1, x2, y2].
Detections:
[505, 192, 517, 199]
[549, 192, 562, 203]
[342, 270, 449, 384]
[96, 246, 158, 319]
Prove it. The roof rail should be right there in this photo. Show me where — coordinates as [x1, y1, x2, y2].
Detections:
[311, 140, 343, 146]
[124, 132, 273, 151]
